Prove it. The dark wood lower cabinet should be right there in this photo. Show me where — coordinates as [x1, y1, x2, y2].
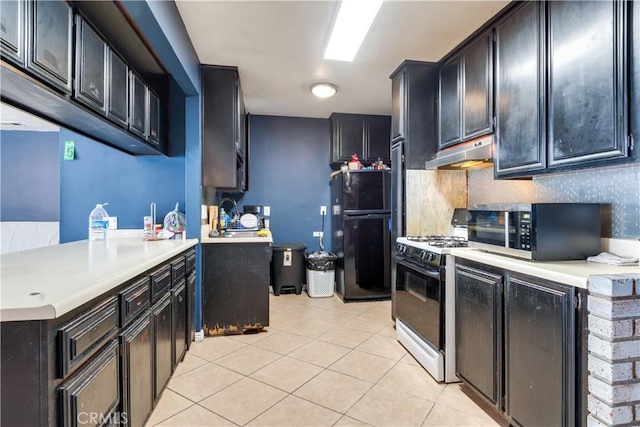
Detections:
[173, 279, 187, 368]
[504, 274, 576, 427]
[455, 258, 584, 426]
[58, 339, 120, 427]
[0, 249, 195, 427]
[455, 263, 502, 409]
[202, 243, 271, 336]
[120, 312, 153, 427]
[153, 292, 173, 400]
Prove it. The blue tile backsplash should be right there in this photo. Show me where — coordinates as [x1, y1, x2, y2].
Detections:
[468, 164, 640, 239]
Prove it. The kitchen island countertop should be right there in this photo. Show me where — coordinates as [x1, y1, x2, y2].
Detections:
[450, 247, 639, 289]
[1, 238, 198, 322]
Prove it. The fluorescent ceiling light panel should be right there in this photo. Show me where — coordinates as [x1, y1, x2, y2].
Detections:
[324, 0, 384, 62]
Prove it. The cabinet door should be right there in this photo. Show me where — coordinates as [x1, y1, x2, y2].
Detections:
[455, 264, 502, 409]
[58, 340, 120, 427]
[495, 1, 546, 176]
[148, 89, 160, 145]
[462, 31, 494, 139]
[107, 50, 128, 128]
[504, 274, 575, 427]
[331, 115, 365, 164]
[365, 116, 392, 165]
[129, 70, 148, 139]
[187, 271, 196, 348]
[74, 16, 107, 114]
[548, 0, 627, 167]
[172, 280, 187, 368]
[438, 57, 462, 148]
[391, 70, 405, 142]
[153, 293, 172, 400]
[0, 0, 25, 66]
[27, 0, 72, 94]
[631, 0, 639, 146]
[120, 312, 153, 427]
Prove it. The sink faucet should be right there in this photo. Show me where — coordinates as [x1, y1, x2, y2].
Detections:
[218, 198, 239, 229]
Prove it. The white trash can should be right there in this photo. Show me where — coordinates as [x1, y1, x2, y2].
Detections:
[305, 251, 338, 298]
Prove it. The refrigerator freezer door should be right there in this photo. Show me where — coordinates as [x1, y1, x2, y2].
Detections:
[337, 170, 391, 213]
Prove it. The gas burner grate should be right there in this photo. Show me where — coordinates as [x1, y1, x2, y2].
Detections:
[406, 235, 468, 247]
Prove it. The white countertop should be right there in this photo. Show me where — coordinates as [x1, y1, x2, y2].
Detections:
[450, 247, 639, 289]
[0, 238, 198, 322]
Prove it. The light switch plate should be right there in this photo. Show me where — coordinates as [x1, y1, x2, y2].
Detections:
[107, 217, 118, 229]
[264, 206, 271, 216]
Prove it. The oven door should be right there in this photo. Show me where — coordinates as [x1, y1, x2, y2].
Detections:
[394, 255, 444, 352]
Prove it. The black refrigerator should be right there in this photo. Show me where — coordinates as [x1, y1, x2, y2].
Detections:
[330, 170, 391, 301]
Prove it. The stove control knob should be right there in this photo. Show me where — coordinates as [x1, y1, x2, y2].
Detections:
[420, 251, 428, 261]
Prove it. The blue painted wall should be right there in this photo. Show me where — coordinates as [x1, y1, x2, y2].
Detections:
[59, 129, 185, 243]
[0, 130, 59, 221]
[237, 115, 333, 252]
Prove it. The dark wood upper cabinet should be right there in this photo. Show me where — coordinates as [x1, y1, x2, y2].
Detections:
[391, 70, 404, 142]
[0, 0, 25, 66]
[148, 88, 160, 146]
[74, 15, 107, 114]
[331, 114, 365, 165]
[201, 65, 247, 192]
[462, 30, 494, 140]
[438, 57, 462, 148]
[107, 50, 129, 128]
[390, 61, 439, 168]
[439, 31, 493, 150]
[129, 70, 148, 139]
[494, 1, 546, 177]
[329, 113, 391, 168]
[548, 0, 628, 167]
[26, 0, 72, 94]
[631, 0, 639, 147]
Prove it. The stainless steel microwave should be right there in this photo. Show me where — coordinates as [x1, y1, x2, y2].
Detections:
[466, 203, 601, 260]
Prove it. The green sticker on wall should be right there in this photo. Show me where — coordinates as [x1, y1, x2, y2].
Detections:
[64, 141, 75, 160]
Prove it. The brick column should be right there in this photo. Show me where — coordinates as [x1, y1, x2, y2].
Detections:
[587, 274, 640, 426]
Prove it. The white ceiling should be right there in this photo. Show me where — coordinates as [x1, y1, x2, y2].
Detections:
[175, 0, 509, 119]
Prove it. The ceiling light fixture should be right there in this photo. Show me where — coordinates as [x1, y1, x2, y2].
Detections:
[310, 82, 338, 98]
[324, 0, 384, 62]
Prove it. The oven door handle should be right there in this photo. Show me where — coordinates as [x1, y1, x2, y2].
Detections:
[395, 256, 441, 279]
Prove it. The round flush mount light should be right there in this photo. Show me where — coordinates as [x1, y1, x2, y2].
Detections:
[310, 82, 337, 98]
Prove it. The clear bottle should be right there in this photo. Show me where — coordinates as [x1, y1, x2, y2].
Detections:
[219, 208, 229, 229]
[88, 203, 109, 241]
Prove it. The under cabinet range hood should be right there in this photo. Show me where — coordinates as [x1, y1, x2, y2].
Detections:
[425, 135, 494, 170]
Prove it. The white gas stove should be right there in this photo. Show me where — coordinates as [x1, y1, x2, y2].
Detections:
[393, 235, 467, 383]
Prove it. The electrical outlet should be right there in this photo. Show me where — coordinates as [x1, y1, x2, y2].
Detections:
[313, 231, 323, 237]
[320, 206, 327, 215]
[264, 206, 271, 216]
[107, 217, 118, 230]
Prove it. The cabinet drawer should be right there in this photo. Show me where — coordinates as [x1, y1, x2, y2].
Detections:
[185, 249, 196, 273]
[58, 296, 119, 378]
[58, 339, 120, 427]
[150, 265, 171, 302]
[171, 257, 186, 284]
[119, 276, 150, 327]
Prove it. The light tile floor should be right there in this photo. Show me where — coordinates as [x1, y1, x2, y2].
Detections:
[146, 293, 508, 427]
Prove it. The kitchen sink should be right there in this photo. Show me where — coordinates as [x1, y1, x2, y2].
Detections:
[221, 229, 259, 238]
